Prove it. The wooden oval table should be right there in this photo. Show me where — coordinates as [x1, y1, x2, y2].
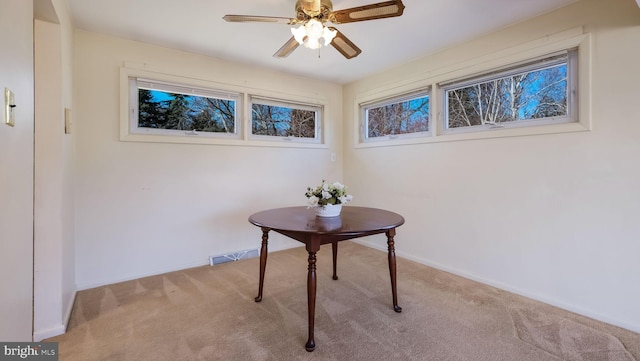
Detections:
[248, 206, 405, 352]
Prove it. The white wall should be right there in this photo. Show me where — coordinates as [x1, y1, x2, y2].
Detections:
[33, 0, 76, 341]
[0, 0, 35, 341]
[344, 0, 640, 332]
[74, 31, 343, 289]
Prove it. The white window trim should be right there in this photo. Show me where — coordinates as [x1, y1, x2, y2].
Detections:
[353, 27, 591, 148]
[360, 87, 431, 144]
[119, 66, 328, 148]
[129, 77, 243, 140]
[354, 77, 435, 148]
[248, 95, 323, 144]
[440, 50, 577, 135]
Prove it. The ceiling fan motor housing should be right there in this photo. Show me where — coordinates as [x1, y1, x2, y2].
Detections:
[296, 0, 333, 22]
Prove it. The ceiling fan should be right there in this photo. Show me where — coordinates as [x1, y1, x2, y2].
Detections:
[223, 0, 405, 59]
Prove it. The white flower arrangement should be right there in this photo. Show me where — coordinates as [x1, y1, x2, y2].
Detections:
[305, 180, 353, 208]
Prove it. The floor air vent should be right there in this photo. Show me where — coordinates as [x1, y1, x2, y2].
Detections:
[209, 249, 259, 266]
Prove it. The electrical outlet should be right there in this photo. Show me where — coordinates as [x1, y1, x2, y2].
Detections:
[4, 87, 15, 127]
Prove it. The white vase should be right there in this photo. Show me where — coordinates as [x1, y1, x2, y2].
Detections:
[315, 203, 342, 217]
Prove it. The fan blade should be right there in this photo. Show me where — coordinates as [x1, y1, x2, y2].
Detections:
[274, 37, 300, 58]
[328, 28, 362, 59]
[223, 15, 294, 24]
[329, 0, 405, 24]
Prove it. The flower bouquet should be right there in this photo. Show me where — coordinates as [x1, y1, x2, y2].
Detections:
[305, 180, 353, 217]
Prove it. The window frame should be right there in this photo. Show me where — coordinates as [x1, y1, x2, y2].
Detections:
[360, 88, 431, 143]
[119, 66, 328, 148]
[440, 50, 578, 135]
[353, 28, 592, 148]
[129, 77, 243, 140]
[248, 95, 323, 144]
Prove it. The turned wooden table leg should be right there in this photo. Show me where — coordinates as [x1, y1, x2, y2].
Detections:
[305, 251, 317, 352]
[331, 241, 339, 280]
[255, 228, 270, 302]
[386, 228, 402, 313]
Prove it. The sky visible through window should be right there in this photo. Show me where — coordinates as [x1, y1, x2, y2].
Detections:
[138, 88, 236, 133]
[446, 59, 568, 129]
[251, 102, 317, 138]
[366, 94, 430, 138]
[149, 90, 175, 103]
[517, 64, 567, 119]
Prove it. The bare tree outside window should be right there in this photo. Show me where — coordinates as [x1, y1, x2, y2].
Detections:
[363, 92, 430, 140]
[251, 102, 317, 139]
[446, 55, 568, 129]
[137, 88, 236, 134]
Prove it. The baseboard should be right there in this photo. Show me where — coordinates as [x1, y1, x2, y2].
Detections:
[33, 325, 66, 342]
[75, 260, 208, 290]
[63, 289, 77, 332]
[33, 290, 77, 341]
[353, 239, 640, 334]
[75, 244, 301, 291]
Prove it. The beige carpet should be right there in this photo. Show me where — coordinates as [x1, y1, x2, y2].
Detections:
[48, 242, 640, 361]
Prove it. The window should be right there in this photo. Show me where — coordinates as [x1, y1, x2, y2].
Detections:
[121, 67, 328, 148]
[354, 30, 590, 148]
[250, 96, 322, 143]
[129, 78, 242, 139]
[361, 89, 430, 142]
[442, 50, 577, 133]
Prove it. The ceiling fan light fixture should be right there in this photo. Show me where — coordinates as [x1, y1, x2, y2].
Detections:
[323, 26, 338, 44]
[291, 19, 337, 50]
[224, 0, 405, 59]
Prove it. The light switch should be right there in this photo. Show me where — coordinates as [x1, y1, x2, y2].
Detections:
[4, 87, 15, 127]
[65, 108, 72, 134]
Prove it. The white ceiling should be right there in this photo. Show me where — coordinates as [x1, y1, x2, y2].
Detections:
[67, 0, 579, 84]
